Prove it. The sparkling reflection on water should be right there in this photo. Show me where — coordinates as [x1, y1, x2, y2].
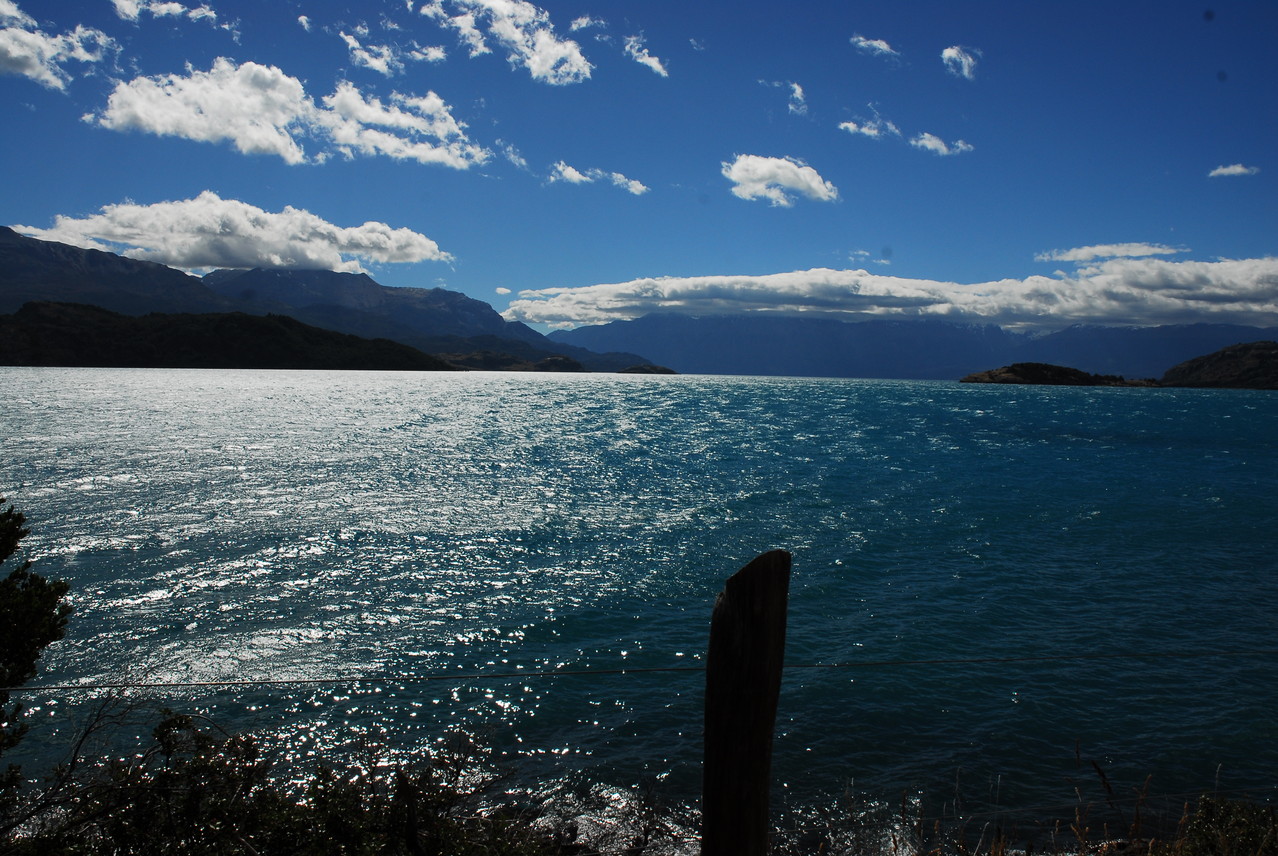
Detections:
[4, 367, 1277, 815]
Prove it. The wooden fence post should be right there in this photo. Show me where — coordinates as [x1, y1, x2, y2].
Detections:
[701, 549, 792, 856]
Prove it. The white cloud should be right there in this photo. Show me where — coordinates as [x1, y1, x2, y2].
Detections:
[0, 0, 34, 26]
[788, 82, 807, 115]
[570, 15, 604, 31]
[318, 82, 489, 167]
[410, 44, 447, 62]
[1209, 163, 1260, 177]
[602, 171, 648, 195]
[838, 104, 901, 139]
[910, 132, 973, 156]
[113, 0, 219, 25]
[495, 286, 511, 294]
[0, 2, 116, 90]
[502, 257, 1278, 331]
[761, 80, 808, 115]
[549, 160, 590, 183]
[842, 107, 974, 157]
[423, 0, 591, 84]
[721, 154, 838, 207]
[1036, 243, 1187, 263]
[89, 58, 490, 169]
[498, 139, 528, 169]
[92, 58, 315, 163]
[297, 15, 311, 31]
[850, 34, 898, 58]
[851, 249, 890, 266]
[14, 191, 452, 272]
[549, 160, 648, 194]
[624, 35, 667, 77]
[340, 31, 404, 76]
[341, 32, 446, 75]
[942, 45, 979, 80]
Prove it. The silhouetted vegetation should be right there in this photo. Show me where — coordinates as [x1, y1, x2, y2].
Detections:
[0, 496, 71, 830]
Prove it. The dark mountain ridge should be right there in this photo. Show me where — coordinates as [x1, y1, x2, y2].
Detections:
[0, 228, 648, 371]
[0, 225, 235, 315]
[0, 301, 457, 371]
[1160, 340, 1278, 389]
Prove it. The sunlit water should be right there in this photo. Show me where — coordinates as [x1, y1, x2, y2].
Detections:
[3, 367, 1276, 829]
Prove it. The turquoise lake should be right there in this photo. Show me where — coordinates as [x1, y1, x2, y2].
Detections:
[3, 367, 1276, 832]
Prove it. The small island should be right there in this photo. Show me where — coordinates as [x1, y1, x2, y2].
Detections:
[960, 362, 1155, 387]
[961, 341, 1278, 390]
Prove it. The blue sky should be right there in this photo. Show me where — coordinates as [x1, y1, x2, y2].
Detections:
[3, 0, 1275, 332]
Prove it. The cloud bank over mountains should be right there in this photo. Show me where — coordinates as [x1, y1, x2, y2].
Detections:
[14, 192, 451, 272]
[504, 253, 1278, 332]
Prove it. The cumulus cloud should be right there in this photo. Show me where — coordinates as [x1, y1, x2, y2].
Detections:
[0, 1, 117, 90]
[1035, 243, 1186, 263]
[570, 15, 604, 31]
[1209, 163, 1260, 177]
[721, 154, 838, 207]
[421, 0, 591, 84]
[910, 132, 973, 156]
[297, 15, 311, 31]
[318, 82, 488, 167]
[113, 0, 219, 25]
[624, 35, 667, 76]
[942, 45, 979, 79]
[502, 257, 1278, 331]
[549, 160, 648, 194]
[13, 191, 452, 272]
[89, 57, 490, 168]
[548, 160, 590, 184]
[850, 34, 898, 58]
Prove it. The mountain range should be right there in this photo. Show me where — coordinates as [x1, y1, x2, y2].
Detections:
[0, 227, 646, 371]
[550, 313, 1278, 380]
[4, 225, 1275, 379]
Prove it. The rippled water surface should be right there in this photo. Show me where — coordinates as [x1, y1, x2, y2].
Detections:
[4, 367, 1276, 817]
